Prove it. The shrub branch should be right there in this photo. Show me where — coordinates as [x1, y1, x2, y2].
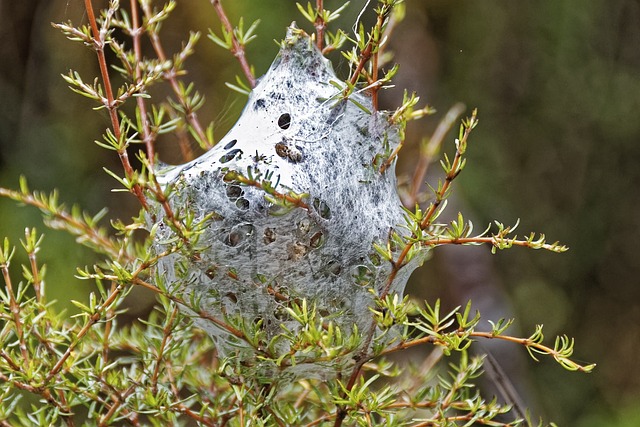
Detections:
[210, 0, 256, 88]
[84, 0, 149, 211]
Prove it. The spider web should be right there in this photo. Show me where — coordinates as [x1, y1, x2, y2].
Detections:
[150, 26, 426, 379]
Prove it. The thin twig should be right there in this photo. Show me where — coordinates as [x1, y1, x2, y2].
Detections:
[224, 170, 310, 211]
[378, 134, 404, 174]
[371, 40, 379, 110]
[423, 236, 566, 252]
[375, 329, 593, 373]
[384, 109, 478, 298]
[348, 4, 393, 88]
[1, 259, 29, 362]
[0, 371, 75, 426]
[211, 0, 256, 88]
[176, 404, 217, 427]
[374, 4, 400, 69]
[46, 284, 124, 382]
[139, 3, 212, 152]
[348, 13, 382, 87]
[151, 306, 179, 394]
[25, 229, 44, 303]
[407, 103, 465, 206]
[102, 281, 118, 363]
[98, 383, 137, 427]
[130, 0, 156, 163]
[0, 352, 21, 372]
[145, 182, 194, 247]
[84, 0, 150, 211]
[469, 331, 594, 373]
[315, 0, 326, 50]
[0, 187, 121, 258]
[126, 277, 253, 346]
[129, 1, 194, 245]
[334, 110, 478, 427]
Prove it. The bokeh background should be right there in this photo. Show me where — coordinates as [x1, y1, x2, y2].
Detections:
[1, 1, 639, 425]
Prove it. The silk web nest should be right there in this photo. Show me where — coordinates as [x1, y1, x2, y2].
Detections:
[150, 26, 426, 379]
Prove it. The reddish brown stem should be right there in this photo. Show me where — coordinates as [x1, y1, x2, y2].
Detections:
[348, 6, 390, 87]
[98, 384, 137, 427]
[371, 44, 379, 109]
[0, 187, 121, 257]
[84, 0, 150, 210]
[226, 171, 310, 210]
[315, 0, 325, 50]
[382, 112, 477, 299]
[151, 306, 179, 394]
[1, 263, 28, 361]
[344, 4, 394, 114]
[211, 0, 256, 88]
[0, 373, 74, 426]
[130, 0, 156, 164]
[130, 0, 190, 244]
[84, 1, 117, 138]
[176, 404, 217, 427]
[407, 103, 465, 206]
[140, 2, 211, 152]
[349, 39, 374, 88]
[335, 112, 477, 427]
[46, 284, 124, 382]
[102, 281, 118, 364]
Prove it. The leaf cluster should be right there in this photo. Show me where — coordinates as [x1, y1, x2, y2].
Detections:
[2, 234, 588, 425]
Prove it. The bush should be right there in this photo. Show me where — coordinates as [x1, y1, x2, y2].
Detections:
[0, 1, 593, 425]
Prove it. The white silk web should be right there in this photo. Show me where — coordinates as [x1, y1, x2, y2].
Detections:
[150, 26, 426, 379]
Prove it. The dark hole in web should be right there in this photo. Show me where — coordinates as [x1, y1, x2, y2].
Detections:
[278, 113, 291, 129]
[219, 149, 242, 164]
[205, 266, 217, 279]
[226, 184, 243, 200]
[223, 223, 254, 247]
[225, 292, 238, 304]
[236, 197, 250, 210]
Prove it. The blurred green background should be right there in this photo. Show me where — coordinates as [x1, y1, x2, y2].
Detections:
[1, 0, 639, 425]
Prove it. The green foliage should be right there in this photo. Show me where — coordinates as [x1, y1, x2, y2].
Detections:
[0, 1, 593, 425]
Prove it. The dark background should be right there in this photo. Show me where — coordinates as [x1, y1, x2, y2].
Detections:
[1, 1, 639, 425]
